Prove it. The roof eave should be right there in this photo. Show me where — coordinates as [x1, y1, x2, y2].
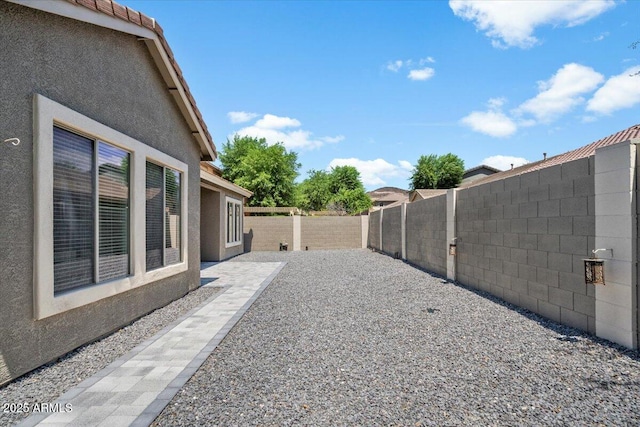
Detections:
[200, 169, 253, 198]
[7, 0, 217, 161]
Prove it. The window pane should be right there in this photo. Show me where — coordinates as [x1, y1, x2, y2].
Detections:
[235, 203, 241, 242]
[227, 202, 233, 243]
[98, 143, 129, 282]
[146, 161, 164, 271]
[165, 168, 181, 265]
[53, 127, 94, 293]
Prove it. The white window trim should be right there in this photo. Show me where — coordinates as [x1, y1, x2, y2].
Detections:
[225, 196, 242, 248]
[33, 94, 189, 320]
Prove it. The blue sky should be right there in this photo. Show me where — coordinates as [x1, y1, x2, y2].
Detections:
[121, 0, 639, 190]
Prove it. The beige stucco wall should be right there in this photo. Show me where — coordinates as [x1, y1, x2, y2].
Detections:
[201, 187, 246, 261]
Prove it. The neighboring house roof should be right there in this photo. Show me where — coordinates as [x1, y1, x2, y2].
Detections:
[10, 0, 217, 161]
[464, 164, 502, 175]
[461, 164, 501, 184]
[459, 124, 640, 189]
[368, 186, 410, 203]
[409, 189, 448, 202]
[200, 163, 253, 198]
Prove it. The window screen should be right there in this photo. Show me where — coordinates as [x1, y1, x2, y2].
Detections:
[227, 202, 233, 243]
[146, 162, 181, 270]
[146, 161, 164, 271]
[53, 127, 94, 293]
[165, 168, 181, 265]
[226, 198, 242, 245]
[235, 203, 241, 242]
[53, 127, 131, 293]
[98, 143, 130, 282]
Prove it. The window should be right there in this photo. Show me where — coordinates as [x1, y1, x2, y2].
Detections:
[34, 94, 188, 319]
[146, 161, 181, 271]
[226, 197, 242, 247]
[53, 126, 130, 294]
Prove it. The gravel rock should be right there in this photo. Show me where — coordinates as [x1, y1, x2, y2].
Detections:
[153, 249, 640, 427]
[0, 286, 222, 427]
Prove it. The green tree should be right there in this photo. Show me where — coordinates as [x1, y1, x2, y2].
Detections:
[219, 135, 300, 207]
[297, 165, 372, 214]
[329, 165, 361, 194]
[295, 169, 332, 211]
[328, 187, 372, 215]
[410, 153, 464, 190]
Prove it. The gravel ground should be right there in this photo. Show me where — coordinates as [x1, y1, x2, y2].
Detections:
[0, 285, 223, 427]
[154, 249, 640, 427]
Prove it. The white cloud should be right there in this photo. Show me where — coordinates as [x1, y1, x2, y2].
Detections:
[482, 155, 529, 170]
[460, 97, 518, 137]
[328, 158, 412, 187]
[586, 66, 640, 115]
[449, 0, 616, 49]
[593, 31, 609, 41]
[516, 63, 604, 123]
[462, 111, 518, 137]
[408, 67, 435, 81]
[234, 114, 343, 150]
[227, 111, 259, 124]
[386, 57, 436, 74]
[398, 160, 414, 171]
[254, 114, 301, 129]
[387, 60, 404, 72]
[487, 97, 507, 109]
[319, 135, 345, 144]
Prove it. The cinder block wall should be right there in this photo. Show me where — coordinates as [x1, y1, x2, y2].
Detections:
[381, 205, 402, 257]
[244, 217, 294, 251]
[301, 217, 362, 250]
[369, 210, 381, 250]
[406, 195, 447, 276]
[456, 157, 596, 333]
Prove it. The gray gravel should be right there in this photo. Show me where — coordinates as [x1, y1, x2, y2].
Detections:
[154, 249, 640, 427]
[0, 285, 223, 427]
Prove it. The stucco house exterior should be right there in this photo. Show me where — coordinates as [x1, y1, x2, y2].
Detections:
[0, 0, 248, 385]
[200, 162, 252, 262]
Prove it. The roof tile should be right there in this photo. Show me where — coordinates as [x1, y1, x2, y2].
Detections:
[95, 0, 114, 15]
[460, 124, 640, 189]
[111, 2, 127, 20]
[139, 12, 154, 30]
[77, 0, 97, 11]
[126, 7, 141, 25]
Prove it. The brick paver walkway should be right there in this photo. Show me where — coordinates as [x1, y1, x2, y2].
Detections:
[17, 262, 284, 427]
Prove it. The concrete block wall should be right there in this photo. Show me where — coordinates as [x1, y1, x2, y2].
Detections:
[243, 216, 294, 252]
[594, 142, 638, 348]
[456, 157, 596, 333]
[301, 217, 363, 250]
[381, 205, 402, 257]
[406, 195, 447, 276]
[244, 216, 367, 251]
[368, 210, 381, 250]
